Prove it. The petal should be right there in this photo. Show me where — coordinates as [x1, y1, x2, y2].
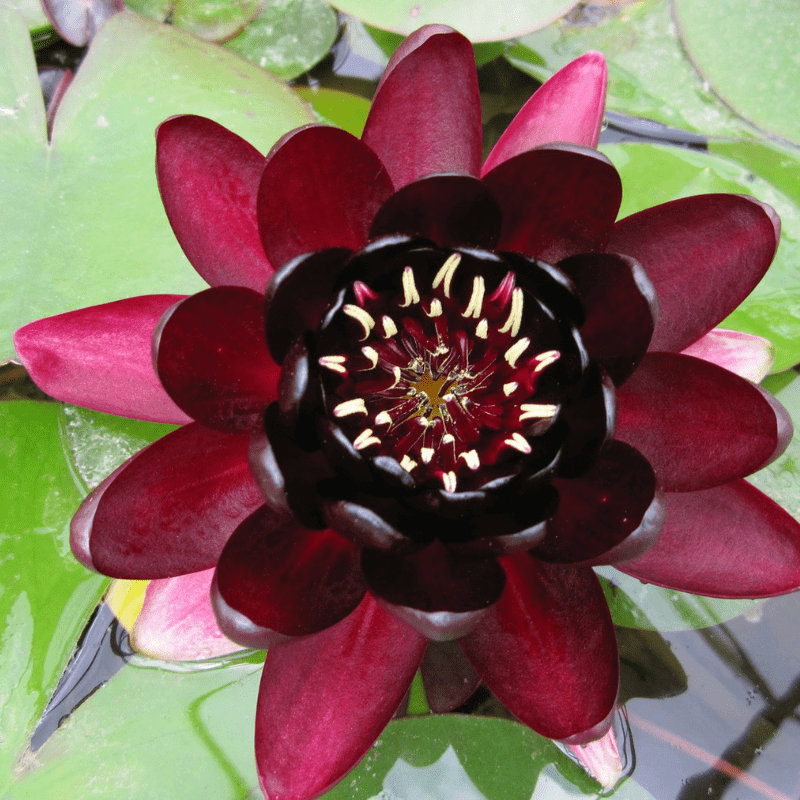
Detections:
[608, 194, 778, 353]
[616, 353, 788, 491]
[461, 555, 619, 742]
[421, 639, 481, 713]
[14, 296, 191, 424]
[534, 441, 665, 566]
[131, 569, 242, 661]
[482, 145, 622, 263]
[84, 423, 262, 578]
[215, 506, 366, 637]
[257, 125, 393, 269]
[369, 174, 502, 250]
[558, 252, 657, 385]
[617, 480, 800, 597]
[255, 594, 427, 800]
[156, 115, 272, 290]
[680, 328, 775, 383]
[567, 726, 623, 790]
[154, 287, 280, 432]
[361, 28, 481, 188]
[482, 52, 607, 175]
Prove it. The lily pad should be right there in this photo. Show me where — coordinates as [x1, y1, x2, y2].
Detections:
[224, 0, 338, 81]
[125, 0, 263, 41]
[332, 0, 581, 43]
[1, 0, 49, 31]
[602, 142, 800, 373]
[673, 0, 800, 145]
[295, 86, 371, 137]
[0, 8, 313, 365]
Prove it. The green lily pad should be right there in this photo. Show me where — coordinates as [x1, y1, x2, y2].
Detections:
[673, 0, 800, 145]
[333, 0, 581, 43]
[0, 8, 313, 365]
[601, 142, 800, 373]
[224, 0, 338, 81]
[0, 0, 49, 31]
[295, 86, 371, 137]
[125, 0, 263, 41]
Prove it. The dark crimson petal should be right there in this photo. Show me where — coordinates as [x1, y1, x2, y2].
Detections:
[215, 506, 366, 637]
[257, 125, 393, 269]
[375, 599, 489, 641]
[322, 497, 422, 554]
[534, 441, 665, 566]
[369, 174, 502, 250]
[461, 555, 619, 742]
[256, 595, 426, 800]
[617, 480, 800, 597]
[615, 353, 787, 491]
[558, 252, 657, 385]
[482, 52, 607, 175]
[156, 115, 272, 290]
[86, 423, 262, 578]
[421, 639, 482, 713]
[264, 248, 350, 364]
[361, 540, 506, 613]
[14, 295, 191, 424]
[361, 28, 482, 188]
[155, 287, 280, 432]
[482, 144, 622, 263]
[608, 194, 778, 353]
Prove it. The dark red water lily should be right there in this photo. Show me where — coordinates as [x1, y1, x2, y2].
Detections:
[14, 25, 800, 800]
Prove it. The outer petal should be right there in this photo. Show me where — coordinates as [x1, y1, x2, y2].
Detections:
[14, 296, 191, 424]
[154, 287, 280, 432]
[616, 353, 788, 491]
[421, 639, 482, 713]
[215, 506, 366, 637]
[82, 423, 262, 578]
[255, 594, 427, 800]
[482, 52, 607, 175]
[461, 555, 619, 742]
[257, 125, 393, 269]
[681, 328, 775, 383]
[608, 194, 778, 353]
[156, 115, 272, 290]
[131, 569, 242, 661]
[482, 145, 622, 263]
[617, 480, 800, 597]
[361, 28, 481, 188]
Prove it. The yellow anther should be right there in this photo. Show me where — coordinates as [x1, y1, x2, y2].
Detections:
[400, 266, 420, 307]
[334, 399, 368, 417]
[504, 337, 530, 368]
[462, 276, 485, 319]
[432, 253, 461, 298]
[344, 304, 375, 340]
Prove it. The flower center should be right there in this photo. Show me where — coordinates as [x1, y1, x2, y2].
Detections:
[316, 246, 577, 493]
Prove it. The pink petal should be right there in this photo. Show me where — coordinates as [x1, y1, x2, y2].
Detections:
[608, 194, 778, 353]
[567, 725, 623, 789]
[616, 353, 789, 491]
[361, 28, 482, 189]
[617, 480, 800, 597]
[680, 328, 775, 382]
[156, 115, 272, 291]
[257, 125, 393, 269]
[154, 287, 280, 432]
[131, 569, 242, 661]
[461, 555, 619, 742]
[14, 296, 191, 424]
[482, 144, 621, 263]
[482, 52, 607, 175]
[255, 594, 427, 800]
[41, 0, 122, 46]
[83, 423, 263, 578]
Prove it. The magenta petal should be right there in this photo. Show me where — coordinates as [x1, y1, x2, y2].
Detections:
[88, 423, 262, 578]
[681, 328, 775, 383]
[534, 441, 665, 566]
[421, 639, 481, 713]
[14, 296, 191, 424]
[257, 125, 393, 269]
[361, 29, 481, 189]
[156, 115, 272, 290]
[131, 569, 241, 661]
[461, 555, 619, 742]
[215, 506, 366, 637]
[155, 287, 280, 431]
[482, 52, 607, 175]
[483, 145, 622, 263]
[608, 194, 778, 353]
[255, 594, 427, 800]
[616, 353, 787, 491]
[617, 480, 800, 597]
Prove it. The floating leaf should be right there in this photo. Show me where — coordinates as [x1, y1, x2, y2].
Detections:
[125, 0, 263, 41]
[296, 86, 371, 137]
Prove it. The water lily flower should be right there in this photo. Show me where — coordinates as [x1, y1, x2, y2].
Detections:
[14, 25, 800, 800]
